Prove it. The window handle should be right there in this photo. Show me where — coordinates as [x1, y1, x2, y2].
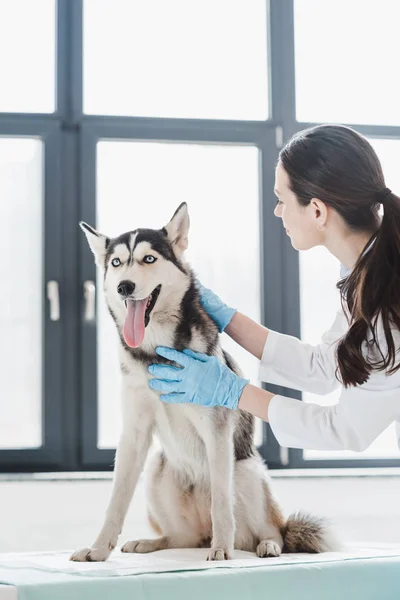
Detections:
[84, 280, 96, 322]
[47, 281, 60, 321]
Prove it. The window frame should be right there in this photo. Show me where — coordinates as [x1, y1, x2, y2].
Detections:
[1, 0, 399, 472]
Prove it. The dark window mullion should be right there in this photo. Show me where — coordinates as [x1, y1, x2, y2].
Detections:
[296, 122, 400, 140]
[57, 0, 83, 125]
[54, 0, 84, 470]
[80, 115, 275, 144]
[269, 0, 296, 130]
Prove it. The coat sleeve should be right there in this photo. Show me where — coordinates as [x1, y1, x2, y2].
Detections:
[259, 309, 348, 395]
[264, 309, 400, 451]
[267, 383, 400, 452]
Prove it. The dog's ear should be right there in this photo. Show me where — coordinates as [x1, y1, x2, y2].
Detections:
[164, 203, 190, 257]
[80, 222, 110, 267]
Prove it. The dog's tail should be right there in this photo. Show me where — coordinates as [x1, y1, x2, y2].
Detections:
[281, 512, 339, 553]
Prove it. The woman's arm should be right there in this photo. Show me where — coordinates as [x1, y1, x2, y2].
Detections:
[149, 344, 400, 453]
[237, 383, 275, 420]
[197, 280, 348, 395]
[225, 312, 269, 360]
[238, 381, 400, 452]
[227, 310, 348, 396]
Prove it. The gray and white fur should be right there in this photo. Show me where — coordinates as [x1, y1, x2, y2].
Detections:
[71, 202, 337, 562]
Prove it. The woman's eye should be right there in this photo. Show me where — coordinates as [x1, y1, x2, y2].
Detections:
[111, 258, 121, 267]
[276, 199, 283, 206]
[144, 255, 157, 264]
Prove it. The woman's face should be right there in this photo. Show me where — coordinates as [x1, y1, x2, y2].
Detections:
[273, 163, 324, 251]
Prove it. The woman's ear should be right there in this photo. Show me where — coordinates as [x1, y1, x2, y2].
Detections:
[312, 198, 328, 230]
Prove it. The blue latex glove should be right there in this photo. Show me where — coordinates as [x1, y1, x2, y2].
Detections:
[196, 280, 237, 333]
[148, 346, 249, 410]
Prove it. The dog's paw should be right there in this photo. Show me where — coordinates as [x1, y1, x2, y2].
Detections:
[256, 539, 282, 558]
[121, 539, 160, 554]
[70, 546, 112, 562]
[206, 547, 233, 561]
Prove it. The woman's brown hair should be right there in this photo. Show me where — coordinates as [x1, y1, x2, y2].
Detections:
[279, 124, 400, 387]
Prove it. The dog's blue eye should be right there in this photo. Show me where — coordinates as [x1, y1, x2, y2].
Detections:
[144, 255, 157, 264]
[111, 258, 121, 267]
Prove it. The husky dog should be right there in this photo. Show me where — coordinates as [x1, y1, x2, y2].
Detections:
[71, 203, 335, 562]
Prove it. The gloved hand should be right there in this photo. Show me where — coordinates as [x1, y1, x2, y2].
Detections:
[148, 346, 249, 410]
[196, 280, 237, 333]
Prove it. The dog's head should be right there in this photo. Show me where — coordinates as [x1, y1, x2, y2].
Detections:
[81, 202, 191, 349]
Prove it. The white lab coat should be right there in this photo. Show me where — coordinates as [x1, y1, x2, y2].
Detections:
[259, 274, 400, 452]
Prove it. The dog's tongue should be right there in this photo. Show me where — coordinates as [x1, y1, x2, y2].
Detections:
[123, 298, 147, 348]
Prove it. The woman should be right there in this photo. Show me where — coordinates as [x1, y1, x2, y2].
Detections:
[148, 124, 400, 453]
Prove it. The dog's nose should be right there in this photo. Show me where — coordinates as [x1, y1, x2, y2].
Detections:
[117, 280, 135, 297]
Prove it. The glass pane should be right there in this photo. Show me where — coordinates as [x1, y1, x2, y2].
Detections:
[84, 0, 268, 120]
[295, 0, 400, 126]
[96, 141, 261, 448]
[0, 138, 43, 449]
[301, 138, 400, 460]
[0, 0, 56, 113]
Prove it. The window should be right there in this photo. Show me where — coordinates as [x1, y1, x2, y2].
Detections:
[294, 0, 400, 125]
[84, 0, 269, 120]
[96, 141, 262, 448]
[1, 1, 398, 472]
[0, 0, 56, 113]
[0, 139, 43, 449]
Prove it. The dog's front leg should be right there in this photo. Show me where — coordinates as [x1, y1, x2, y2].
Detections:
[203, 412, 236, 561]
[71, 385, 154, 562]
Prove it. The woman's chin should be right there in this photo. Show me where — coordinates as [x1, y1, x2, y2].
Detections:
[285, 230, 313, 251]
[292, 238, 318, 251]
[288, 235, 304, 251]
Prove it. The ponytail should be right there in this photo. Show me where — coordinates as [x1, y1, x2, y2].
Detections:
[337, 189, 400, 387]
